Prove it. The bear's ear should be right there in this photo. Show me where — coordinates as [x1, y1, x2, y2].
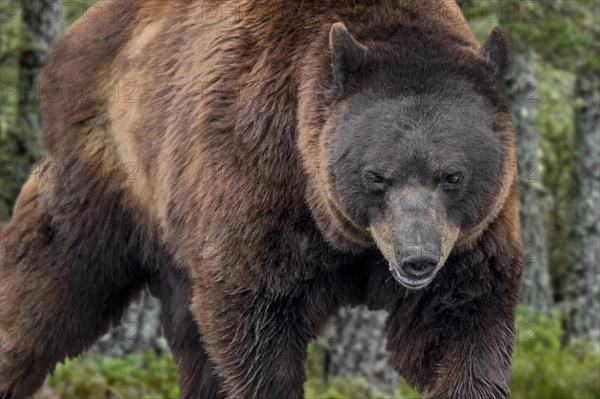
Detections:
[329, 22, 368, 87]
[480, 26, 512, 81]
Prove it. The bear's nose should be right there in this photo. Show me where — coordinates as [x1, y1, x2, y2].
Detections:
[397, 250, 439, 279]
[401, 255, 437, 278]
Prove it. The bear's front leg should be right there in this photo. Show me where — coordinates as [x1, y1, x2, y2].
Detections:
[385, 250, 522, 399]
[190, 283, 328, 399]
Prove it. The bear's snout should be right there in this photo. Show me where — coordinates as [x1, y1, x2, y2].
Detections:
[370, 187, 460, 289]
[396, 243, 440, 280]
[389, 240, 441, 289]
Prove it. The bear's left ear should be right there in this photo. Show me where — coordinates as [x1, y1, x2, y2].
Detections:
[480, 27, 512, 80]
[329, 22, 368, 87]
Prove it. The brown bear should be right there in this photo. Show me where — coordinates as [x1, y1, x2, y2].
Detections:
[0, 0, 523, 398]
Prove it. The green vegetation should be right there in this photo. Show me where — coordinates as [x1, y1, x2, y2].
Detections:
[40, 308, 599, 399]
[40, 349, 180, 399]
[510, 308, 600, 399]
[0, 5, 23, 220]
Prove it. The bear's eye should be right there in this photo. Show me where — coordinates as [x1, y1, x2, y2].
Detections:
[366, 172, 383, 184]
[446, 173, 462, 184]
[363, 171, 386, 192]
[443, 173, 464, 191]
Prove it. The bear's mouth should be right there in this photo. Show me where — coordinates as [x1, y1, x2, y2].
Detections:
[388, 263, 433, 290]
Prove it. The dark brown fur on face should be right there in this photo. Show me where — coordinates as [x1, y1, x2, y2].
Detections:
[1, 1, 523, 398]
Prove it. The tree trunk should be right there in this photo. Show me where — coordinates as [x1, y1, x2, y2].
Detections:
[562, 67, 600, 346]
[18, 0, 63, 139]
[505, 48, 553, 314]
[322, 307, 397, 396]
[94, 291, 167, 356]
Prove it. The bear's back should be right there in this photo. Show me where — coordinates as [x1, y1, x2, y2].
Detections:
[38, 0, 477, 228]
[40, 0, 476, 161]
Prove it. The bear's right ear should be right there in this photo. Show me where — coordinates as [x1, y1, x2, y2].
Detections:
[329, 22, 368, 87]
[480, 27, 512, 81]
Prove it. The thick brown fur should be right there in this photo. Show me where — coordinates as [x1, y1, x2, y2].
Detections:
[0, 1, 523, 398]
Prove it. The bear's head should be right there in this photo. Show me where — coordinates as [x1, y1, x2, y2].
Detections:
[299, 22, 516, 289]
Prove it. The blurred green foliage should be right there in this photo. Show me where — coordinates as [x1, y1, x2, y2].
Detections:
[0, 5, 22, 220]
[40, 308, 599, 399]
[510, 308, 600, 399]
[40, 349, 180, 399]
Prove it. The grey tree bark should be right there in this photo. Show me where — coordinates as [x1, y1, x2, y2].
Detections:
[18, 0, 63, 140]
[505, 47, 553, 314]
[94, 291, 167, 356]
[562, 67, 600, 347]
[322, 307, 397, 396]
